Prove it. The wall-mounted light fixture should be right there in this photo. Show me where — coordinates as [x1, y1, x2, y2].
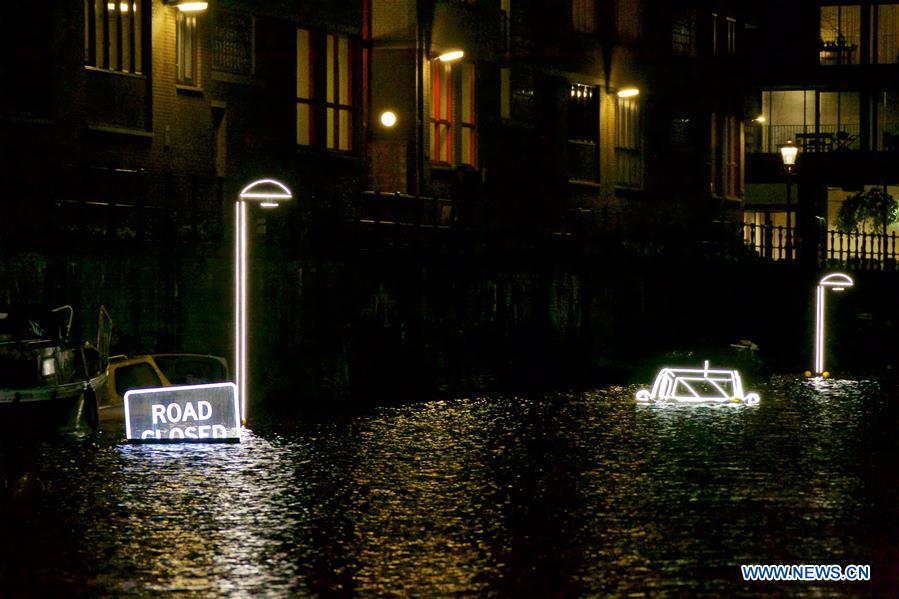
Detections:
[754, 115, 766, 123]
[437, 50, 464, 62]
[617, 87, 640, 98]
[379, 111, 398, 128]
[164, 0, 209, 12]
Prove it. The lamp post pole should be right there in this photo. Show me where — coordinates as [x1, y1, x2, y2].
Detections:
[235, 179, 293, 425]
[813, 272, 854, 377]
[780, 139, 798, 261]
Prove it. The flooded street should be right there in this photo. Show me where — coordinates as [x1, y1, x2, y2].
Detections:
[1, 377, 897, 596]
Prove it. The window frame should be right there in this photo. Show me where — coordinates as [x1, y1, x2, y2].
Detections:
[325, 33, 354, 152]
[84, 0, 145, 75]
[710, 113, 744, 199]
[295, 28, 358, 153]
[615, 95, 643, 189]
[429, 60, 477, 167]
[176, 11, 199, 86]
[818, 4, 861, 66]
[567, 82, 599, 182]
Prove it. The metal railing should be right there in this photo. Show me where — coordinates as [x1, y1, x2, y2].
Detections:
[359, 190, 466, 229]
[743, 222, 899, 270]
[757, 123, 861, 153]
[823, 228, 899, 270]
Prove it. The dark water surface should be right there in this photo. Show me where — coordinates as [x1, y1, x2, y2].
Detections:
[1, 377, 897, 597]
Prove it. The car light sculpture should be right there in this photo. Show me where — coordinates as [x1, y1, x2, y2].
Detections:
[636, 361, 760, 405]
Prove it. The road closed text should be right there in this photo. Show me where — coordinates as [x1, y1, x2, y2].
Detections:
[124, 383, 240, 442]
[140, 401, 228, 439]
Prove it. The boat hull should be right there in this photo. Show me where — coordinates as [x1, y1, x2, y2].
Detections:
[0, 373, 105, 432]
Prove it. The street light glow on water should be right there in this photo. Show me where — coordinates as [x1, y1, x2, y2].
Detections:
[1, 379, 894, 596]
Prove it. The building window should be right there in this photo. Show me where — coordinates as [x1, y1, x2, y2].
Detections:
[572, 0, 597, 34]
[84, 0, 143, 74]
[295, 30, 357, 152]
[711, 113, 743, 198]
[500, 0, 511, 53]
[672, 10, 696, 56]
[212, 11, 254, 76]
[875, 4, 899, 64]
[726, 17, 737, 55]
[296, 28, 313, 146]
[326, 34, 353, 152]
[430, 61, 477, 166]
[874, 91, 899, 150]
[616, 96, 643, 189]
[758, 90, 860, 153]
[711, 12, 718, 56]
[500, 67, 511, 120]
[819, 5, 860, 65]
[431, 60, 453, 164]
[568, 83, 598, 182]
[176, 12, 198, 85]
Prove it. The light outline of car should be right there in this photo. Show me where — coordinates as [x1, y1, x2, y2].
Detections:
[636, 361, 760, 406]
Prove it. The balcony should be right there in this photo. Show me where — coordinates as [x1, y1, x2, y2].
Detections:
[755, 124, 860, 154]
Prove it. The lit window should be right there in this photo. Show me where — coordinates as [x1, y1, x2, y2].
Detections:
[711, 113, 743, 198]
[460, 63, 476, 166]
[295, 29, 357, 152]
[177, 12, 198, 85]
[500, 67, 511, 120]
[326, 34, 353, 152]
[430, 61, 477, 166]
[567, 83, 598, 181]
[431, 60, 453, 164]
[819, 5, 860, 65]
[84, 0, 143, 74]
[875, 4, 899, 64]
[296, 28, 313, 146]
[616, 96, 643, 188]
[572, 0, 597, 34]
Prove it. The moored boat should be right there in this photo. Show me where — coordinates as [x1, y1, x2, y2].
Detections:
[0, 305, 111, 431]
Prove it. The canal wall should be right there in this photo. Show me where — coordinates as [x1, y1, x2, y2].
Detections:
[2, 248, 897, 410]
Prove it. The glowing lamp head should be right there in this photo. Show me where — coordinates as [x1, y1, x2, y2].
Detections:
[780, 140, 798, 169]
[175, 1, 209, 11]
[819, 272, 854, 289]
[754, 115, 766, 123]
[239, 179, 293, 205]
[437, 50, 465, 62]
[379, 111, 398, 128]
[617, 88, 640, 98]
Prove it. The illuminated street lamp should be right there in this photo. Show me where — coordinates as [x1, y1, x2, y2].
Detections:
[780, 139, 799, 260]
[812, 272, 854, 377]
[236, 179, 292, 424]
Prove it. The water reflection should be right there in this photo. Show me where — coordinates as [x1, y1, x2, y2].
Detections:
[0, 378, 895, 596]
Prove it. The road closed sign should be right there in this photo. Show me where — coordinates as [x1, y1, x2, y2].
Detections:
[124, 382, 240, 442]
